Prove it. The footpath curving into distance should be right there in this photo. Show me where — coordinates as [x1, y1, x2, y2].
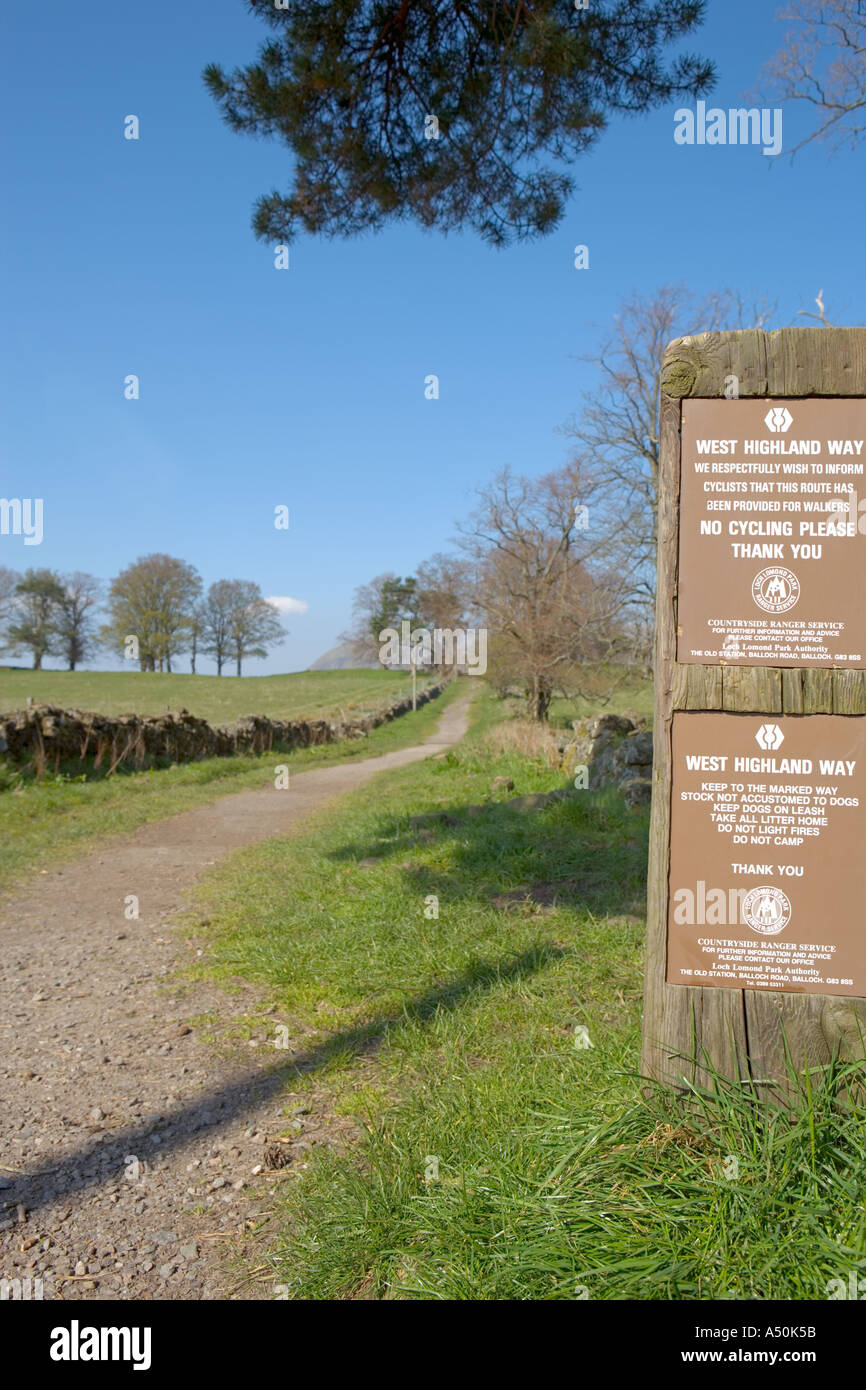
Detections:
[0, 691, 472, 1302]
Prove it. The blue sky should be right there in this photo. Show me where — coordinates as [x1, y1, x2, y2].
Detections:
[1, 1, 863, 673]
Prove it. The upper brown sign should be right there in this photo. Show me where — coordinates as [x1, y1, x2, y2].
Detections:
[677, 397, 866, 667]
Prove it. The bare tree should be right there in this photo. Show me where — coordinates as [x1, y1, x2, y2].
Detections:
[560, 285, 777, 620]
[757, 1, 866, 156]
[460, 461, 639, 721]
[56, 572, 103, 671]
[225, 581, 285, 676]
[340, 572, 401, 667]
[188, 603, 204, 675]
[797, 288, 834, 325]
[415, 553, 473, 675]
[200, 582, 236, 675]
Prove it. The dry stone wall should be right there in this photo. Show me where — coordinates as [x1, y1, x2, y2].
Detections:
[0, 681, 449, 776]
[558, 713, 653, 806]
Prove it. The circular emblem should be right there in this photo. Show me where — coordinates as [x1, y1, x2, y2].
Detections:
[752, 566, 800, 613]
[742, 886, 791, 936]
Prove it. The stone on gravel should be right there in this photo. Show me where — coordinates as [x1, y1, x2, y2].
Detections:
[150, 1229, 178, 1245]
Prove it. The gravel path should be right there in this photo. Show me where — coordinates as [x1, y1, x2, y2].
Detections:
[0, 695, 471, 1301]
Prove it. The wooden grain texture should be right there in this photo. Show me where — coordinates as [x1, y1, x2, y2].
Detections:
[643, 395, 682, 1084]
[660, 327, 866, 401]
[721, 667, 782, 712]
[832, 671, 866, 714]
[642, 327, 866, 1091]
[781, 670, 805, 714]
[802, 669, 834, 713]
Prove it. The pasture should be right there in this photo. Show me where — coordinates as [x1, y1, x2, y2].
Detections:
[0, 667, 419, 725]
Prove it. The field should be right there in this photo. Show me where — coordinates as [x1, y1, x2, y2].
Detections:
[0, 667, 421, 725]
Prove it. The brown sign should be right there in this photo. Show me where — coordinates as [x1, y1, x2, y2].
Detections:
[666, 712, 866, 997]
[677, 397, 866, 667]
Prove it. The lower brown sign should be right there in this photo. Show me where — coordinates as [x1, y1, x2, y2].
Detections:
[667, 712, 866, 997]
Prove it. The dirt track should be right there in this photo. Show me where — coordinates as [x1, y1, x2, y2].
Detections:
[0, 694, 472, 1300]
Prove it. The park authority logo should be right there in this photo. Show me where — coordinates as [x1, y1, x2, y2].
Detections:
[752, 565, 800, 613]
[764, 406, 793, 432]
[755, 723, 785, 750]
[742, 886, 791, 936]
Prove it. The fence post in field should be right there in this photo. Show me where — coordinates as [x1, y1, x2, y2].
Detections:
[642, 327, 866, 1090]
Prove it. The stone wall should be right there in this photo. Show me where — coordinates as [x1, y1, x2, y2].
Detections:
[0, 681, 449, 776]
[557, 713, 653, 807]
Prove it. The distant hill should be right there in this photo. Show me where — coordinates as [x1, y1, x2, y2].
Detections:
[308, 642, 379, 671]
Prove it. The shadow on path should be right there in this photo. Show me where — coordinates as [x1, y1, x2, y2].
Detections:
[9, 944, 562, 1219]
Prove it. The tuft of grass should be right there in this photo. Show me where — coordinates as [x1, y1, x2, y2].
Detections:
[483, 717, 563, 767]
[269, 1055, 866, 1302]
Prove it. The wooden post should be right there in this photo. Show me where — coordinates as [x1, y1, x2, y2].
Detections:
[642, 327, 866, 1090]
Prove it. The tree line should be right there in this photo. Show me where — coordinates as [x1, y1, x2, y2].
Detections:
[0, 554, 284, 675]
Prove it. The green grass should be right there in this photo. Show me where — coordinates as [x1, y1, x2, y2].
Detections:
[0, 667, 422, 724]
[268, 1055, 866, 1302]
[0, 680, 466, 895]
[185, 685, 865, 1301]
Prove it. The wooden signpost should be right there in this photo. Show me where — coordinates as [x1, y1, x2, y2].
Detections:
[642, 327, 866, 1089]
